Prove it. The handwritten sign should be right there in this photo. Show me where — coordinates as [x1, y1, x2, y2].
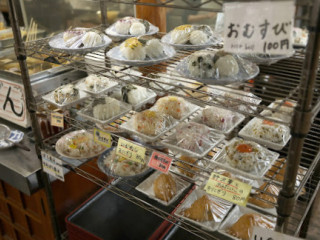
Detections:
[94, 128, 112, 148]
[148, 151, 172, 173]
[251, 227, 302, 240]
[51, 112, 64, 128]
[0, 78, 30, 127]
[204, 172, 251, 206]
[41, 151, 64, 181]
[224, 1, 295, 54]
[116, 138, 146, 164]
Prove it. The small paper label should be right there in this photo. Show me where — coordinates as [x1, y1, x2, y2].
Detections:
[94, 128, 112, 148]
[251, 227, 302, 240]
[224, 1, 295, 54]
[148, 151, 172, 173]
[204, 172, 251, 206]
[116, 138, 146, 164]
[41, 151, 64, 181]
[51, 112, 64, 128]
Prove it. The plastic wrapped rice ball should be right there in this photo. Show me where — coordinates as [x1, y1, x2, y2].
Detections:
[81, 32, 102, 47]
[190, 30, 208, 45]
[252, 119, 288, 143]
[187, 51, 215, 79]
[53, 84, 79, 104]
[145, 39, 165, 59]
[114, 17, 135, 34]
[215, 54, 239, 77]
[170, 25, 192, 44]
[154, 96, 190, 120]
[129, 22, 146, 35]
[84, 75, 107, 91]
[202, 106, 234, 131]
[120, 37, 146, 60]
[133, 110, 167, 136]
[63, 29, 85, 42]
[92, 97, 121, 120]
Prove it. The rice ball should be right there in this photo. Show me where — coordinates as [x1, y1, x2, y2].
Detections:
[188, 51, 215, 79]
[190, 30, 208, 45]
[215, 55, 239, 77]
[129, 22, 146, 35]
[115, 20, 131, 35]
[120, 37, 146, 60]
[82, 32, 102, 47]
[145, 39, 164, 59]
[171, 25, 192, 44]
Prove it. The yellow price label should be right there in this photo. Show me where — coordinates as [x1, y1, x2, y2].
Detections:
[51, 112, 64, 128]
[204, 172, 252, 206]
[116, 138, 146, 164]
[94, 128, 112, 148]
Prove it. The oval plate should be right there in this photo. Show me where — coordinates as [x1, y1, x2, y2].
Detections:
[105, 24, 159, 40]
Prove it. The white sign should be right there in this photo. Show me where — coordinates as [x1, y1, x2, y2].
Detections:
[0, 78, 30, 127]
[224, 1, 295, 54]
[251, 227, 302, 240]
[41, 151, 65, 182]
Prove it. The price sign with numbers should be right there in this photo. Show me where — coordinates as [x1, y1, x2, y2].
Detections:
[224, 1, 295, 54]
[51, 112, 64, 128]
[116, 138, 146, 164]
[148, 151, 172, 173]
[251, 226, 302, 240]
[41, 151, 65, 181]
[94, 128, 112, 148]
[204, 172, 251, 206]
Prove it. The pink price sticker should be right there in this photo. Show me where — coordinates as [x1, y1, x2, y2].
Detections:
[148, 151, 172, 173]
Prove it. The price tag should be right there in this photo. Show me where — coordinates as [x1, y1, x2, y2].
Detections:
[251, 227, 302, 240]
[41, 151, 65, 182]
[51, 112, 64, 128]
[93, 128, 112, 148]
[148, 151, 172, 173]
[204, 172, 251, 206]
[224, 1, 295, 54]
[116, 138, 146, 164]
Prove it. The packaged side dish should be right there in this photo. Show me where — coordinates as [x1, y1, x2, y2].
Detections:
[260, 99, 297, 123]
[76, 74, 118, 96]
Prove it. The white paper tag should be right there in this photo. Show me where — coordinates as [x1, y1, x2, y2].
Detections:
[251, 227, 302, 240]
[224, 1, 295, 54]
[41, 151, 65, 181]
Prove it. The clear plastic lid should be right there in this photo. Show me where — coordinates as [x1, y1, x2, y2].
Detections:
[76, 74, 118, 95]
[260, 99, 297, 123]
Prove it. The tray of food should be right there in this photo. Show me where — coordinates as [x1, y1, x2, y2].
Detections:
[107, 37, 176, 66]
[161, 122, 225, 158]
[55, 130, 107, 160]
[161, 24, 222, 50]
[77, 97, 131, 125]
[260, 99, 297, 123]
[218, 205, 276, 240]
[97, 147, 151, 179]
[191, 106, 245, 135]
[239, 118, 291, 151]
[135, 171, 191, 206]
[174, 189, 233, 232]
[178, 80, 212, 103]
[293, 27, 308, 47]
[176, 50, 259, 85]
[211, 138, 280, 180]
[105, 17, 159, 39]
[42, 83, 89, 110]
[76, 74, 118, 96]
[49, 28, 112, 54]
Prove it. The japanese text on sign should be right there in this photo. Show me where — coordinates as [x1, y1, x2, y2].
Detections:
[251, 227, 302, 240]
[224, 1, 295, 54]
[204, 172, 251, 206]
[41, 151, 64, 181]
[51, 112, 64, 128]
[148, 151, 173, 173]
[116, 138, 146, 164]
[94, 128, 112, 148]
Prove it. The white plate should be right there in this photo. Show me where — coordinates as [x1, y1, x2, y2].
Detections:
[211, 138, 280, 180]
[0, 129, 24, 149]
[239, 117, 291, 151]
[107, 44, 176, 66]
[218, 205, 276, 240]
[135, 171, 191, 206]
[76, 77, 119, 97]
[42, 89, 89, 110]
[55, 130, 107, 160]
[105, 24, 159, 39]
[49, 32, 112, 54]
[174, 189, 233, 232]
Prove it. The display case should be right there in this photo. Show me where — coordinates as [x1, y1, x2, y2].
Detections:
[5, 0, 320, 239]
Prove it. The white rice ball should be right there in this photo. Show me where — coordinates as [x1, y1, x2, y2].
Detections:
[129, 22, 146, 35]
[115, 20, 131, 35]
[190, 30, 208, 45]
[188, 51, 215, 78]
[170, 25, 192, 44]
[82, 32, 102, 47]
[145, 39, 164, 58]
[120, 38, 146, 60]
[215, 55, 239, 77]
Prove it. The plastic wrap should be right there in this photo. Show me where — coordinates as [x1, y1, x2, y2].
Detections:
[135, 171, 191, 206]
[174, 155, 201, 179]
[211, 86, 262, 113]
[212, 138, 279, 179]
[175, 190, 233, 231]
[181, 81, 211, 101]
[176, 50, 259, 85]
[105, 17, 159, 39]
[161, 122, 224, 158]
[261, 99, 297, 123]
[161, 24, 222, 50]
[293, 27, 308, 47]
[55, 130, 107, 160]
[239, 118, 291, 150]
[98, 148, 150, 178]
[77, 97, 131, 125]
[238, 52, 294, 65]
[110, 85, 156, 111]
[212, 168, 254, 186]
[108, 65, 142, 82]
[148, 73, 177, 93]
[76, 74, 118, 96]
[219, 206, 276, 240]
[107, 37, 176, 66]
[152, 96, 199, 120]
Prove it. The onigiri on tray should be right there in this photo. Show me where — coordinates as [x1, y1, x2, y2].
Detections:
[176, 49, 259, 85]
